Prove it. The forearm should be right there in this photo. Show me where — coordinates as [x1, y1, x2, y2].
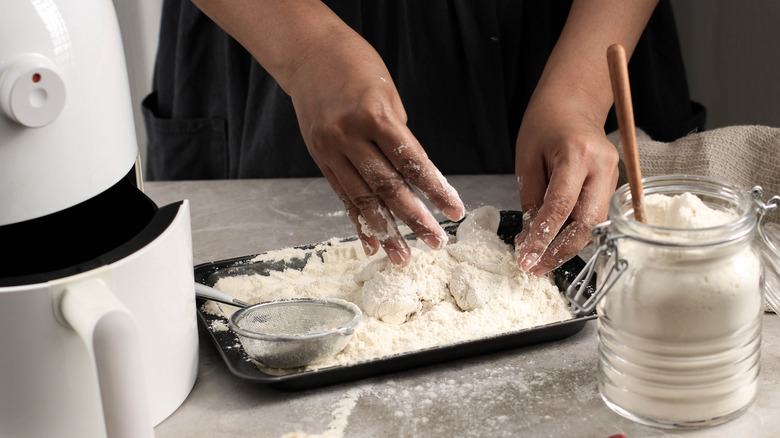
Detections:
[534, 0, 660, 124]
[190, 0, 365, 93]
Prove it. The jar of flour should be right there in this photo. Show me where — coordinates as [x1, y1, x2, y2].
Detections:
[566, 174, 780, 428]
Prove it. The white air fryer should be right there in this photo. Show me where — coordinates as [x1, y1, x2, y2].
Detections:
[0, 1, 198, 437]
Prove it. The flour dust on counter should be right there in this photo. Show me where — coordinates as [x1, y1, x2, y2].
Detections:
[202, 206, 574, 372]
[277, 359, 595, 438]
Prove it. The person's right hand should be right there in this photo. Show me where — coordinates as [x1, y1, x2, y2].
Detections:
[513, 88, 620, 276]
[284, 29, 465, 266]
[192, 0, 464, 265]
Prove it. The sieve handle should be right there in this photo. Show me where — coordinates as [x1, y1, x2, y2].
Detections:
[194, 282, 250, 308]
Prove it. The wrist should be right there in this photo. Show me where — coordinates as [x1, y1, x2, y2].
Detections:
[284, 30, 382, 98]
[526, 79, 612, 130]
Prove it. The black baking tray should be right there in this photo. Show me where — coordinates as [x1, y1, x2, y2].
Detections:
[194, 210, 597, 391]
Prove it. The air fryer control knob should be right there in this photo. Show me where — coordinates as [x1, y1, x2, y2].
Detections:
[0, 54, 66, 128]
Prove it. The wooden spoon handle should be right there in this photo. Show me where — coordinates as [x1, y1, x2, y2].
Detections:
[608, 43, 647, 223]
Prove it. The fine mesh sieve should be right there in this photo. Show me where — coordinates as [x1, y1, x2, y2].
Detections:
[195, 283, 361, 368]
[229, 298, 362, 368]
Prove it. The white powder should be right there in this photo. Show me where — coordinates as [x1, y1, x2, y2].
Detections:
[598, 192, 762, 425]
[314, 210, 347, 218]
[205, 206, 573, 373]
[209, 320, 229, 332]
[643, 191, 736, 229]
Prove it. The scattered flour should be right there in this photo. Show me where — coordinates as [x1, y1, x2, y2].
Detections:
[279, 387, 365, 438]
[315, 210, 347, 218]
[209, 319, 229, 332]
[203, 206, 574, 372]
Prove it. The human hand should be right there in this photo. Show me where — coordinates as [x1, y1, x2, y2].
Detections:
[285, 32, 465, 266]
[514, 87, 619, 275]
[190, 0, 464, 266]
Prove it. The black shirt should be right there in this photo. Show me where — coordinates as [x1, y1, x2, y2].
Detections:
[144, 0, 705, 180]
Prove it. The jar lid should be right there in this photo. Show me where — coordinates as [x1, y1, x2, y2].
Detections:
[759, 221, 780, 315]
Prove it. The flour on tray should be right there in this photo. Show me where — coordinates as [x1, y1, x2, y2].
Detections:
[202, 206, 574, 373]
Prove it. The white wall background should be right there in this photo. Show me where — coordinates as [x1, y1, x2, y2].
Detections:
[671, 0, 780, 130]
[115, 0, 780, 174]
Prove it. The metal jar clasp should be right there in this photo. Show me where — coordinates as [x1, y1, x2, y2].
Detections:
[752, 186, 780, 315]
[751, 185, 780, 217]
[565, 222, 628, 316]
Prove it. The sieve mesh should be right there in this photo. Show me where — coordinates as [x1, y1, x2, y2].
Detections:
[235, 300, 357, 337]
[228, 298, 362, 368]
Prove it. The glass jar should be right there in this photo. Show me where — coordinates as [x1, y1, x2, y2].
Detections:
[567, 174, 780, 428]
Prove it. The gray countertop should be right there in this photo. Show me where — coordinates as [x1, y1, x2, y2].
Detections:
[145, 175, 780, 438]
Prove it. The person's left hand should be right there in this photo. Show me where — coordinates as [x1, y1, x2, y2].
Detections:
[513, 86, 620, 276]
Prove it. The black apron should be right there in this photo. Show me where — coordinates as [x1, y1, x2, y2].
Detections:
[143, 0, 705, 180]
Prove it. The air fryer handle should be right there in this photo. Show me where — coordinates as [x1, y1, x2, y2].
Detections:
[60, 276, 154, 438]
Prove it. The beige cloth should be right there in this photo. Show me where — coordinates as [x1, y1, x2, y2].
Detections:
[608, 125, 780, 224]
[608, 125, 780, 313]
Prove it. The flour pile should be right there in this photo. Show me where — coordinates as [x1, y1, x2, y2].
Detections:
[203, 206, 574, 372]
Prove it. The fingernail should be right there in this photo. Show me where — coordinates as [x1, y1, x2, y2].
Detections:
[361, 239, 378, 256]
[387, 248, 409, 266]
[518, 252, 540, 271]
[442, 205, 465, 221]
[434, 170, 464, 219]
[420, 230, 448, 250]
